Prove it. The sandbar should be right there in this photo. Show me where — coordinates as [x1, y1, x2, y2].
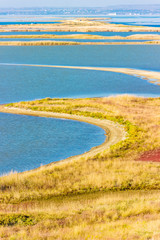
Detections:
[1, 63, 160, 85]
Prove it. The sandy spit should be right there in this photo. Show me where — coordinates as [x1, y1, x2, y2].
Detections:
[0, 106, 126, 166]
[1, 63, 160, 85]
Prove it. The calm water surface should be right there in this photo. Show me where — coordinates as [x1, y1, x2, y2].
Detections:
[0, 113, 105, 175]
[0, 21, 61, 25]
[0, 38, 149, 42]
[0, 32, 160, 36]
[0, 44, 160, 175]
[108, 16, 160, 27]
[0, 45, 160, 70]
[0, 45, 160, 104]
[0, 65, 160, 104]
[1, 15, 160, 27]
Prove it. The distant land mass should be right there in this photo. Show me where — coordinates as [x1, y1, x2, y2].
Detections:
[0, 5, 160, 15]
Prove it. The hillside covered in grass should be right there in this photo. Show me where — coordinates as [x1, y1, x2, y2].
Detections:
[0, 95, 160, 239]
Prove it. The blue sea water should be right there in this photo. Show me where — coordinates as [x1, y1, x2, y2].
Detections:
[104, 16, 160, 27]
[0, 38, 150, 42]
[0, 113, 105, 175]
[0, 32, 160, 36]
[1, 15, 160, 27]
[0, 21, 61, 25]
[0, 45, 160, 175]
[0, 64, 160, 104]
[0, 45, 160, 71]
[0, 14, 63, 25]
[0, 45, 159, 104]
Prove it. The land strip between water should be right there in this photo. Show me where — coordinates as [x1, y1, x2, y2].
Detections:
[0, 106, 126, 167]
[0, 34, 160, 40]
[1, 18, 160, 32]
[0, 96, 160, 239]
[1, 63, 160, 85]
[0, 40, 160, 46]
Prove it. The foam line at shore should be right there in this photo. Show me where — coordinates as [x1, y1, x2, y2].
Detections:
[0, 63, 160, 85]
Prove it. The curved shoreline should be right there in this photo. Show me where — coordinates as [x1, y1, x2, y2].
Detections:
[1, 63, 160, 85]
[0, 105, 126, 168]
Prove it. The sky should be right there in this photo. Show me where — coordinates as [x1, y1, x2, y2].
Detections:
[0, 0, 160, 8]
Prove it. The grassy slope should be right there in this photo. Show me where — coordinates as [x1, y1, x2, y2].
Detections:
[0, 95, 160, 239]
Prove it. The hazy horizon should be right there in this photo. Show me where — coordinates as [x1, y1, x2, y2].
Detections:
[0, 0, 160, 8]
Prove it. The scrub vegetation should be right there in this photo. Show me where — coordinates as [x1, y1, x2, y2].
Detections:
[0, 95, 160, 239]
[0, 40, 160, 46]
[0, 33, 160, 40]
[1, 18, 160, 32]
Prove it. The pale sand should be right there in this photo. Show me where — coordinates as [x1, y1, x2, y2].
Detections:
[1, 63, 160, 85]
[0, 38, 160, 46]
[0, 106, 126, 166]
[1, 24, 160, 33]
[0, 40, 159, 46]
[0, 18, 160, 32]
[0, 34, 160, 40]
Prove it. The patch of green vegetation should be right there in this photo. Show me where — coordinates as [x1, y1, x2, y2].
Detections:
[0, 214, 36, 226]
[0, 96, 160, 239]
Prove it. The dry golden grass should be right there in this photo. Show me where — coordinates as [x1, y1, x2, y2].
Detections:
[0, 95, 160, 239]
[0, 34, 160, 40]
[0, 40, 160, 46]
[0, 191, 160, 239]
[0, 18, 160, 33]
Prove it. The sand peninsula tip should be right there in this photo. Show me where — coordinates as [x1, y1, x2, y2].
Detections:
[1, 63, 160, 85]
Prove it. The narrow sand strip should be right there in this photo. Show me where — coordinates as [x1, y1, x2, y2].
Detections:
[1, 63, 160, 85]
[0, 106, 126, 166]
[0, 34, 160, 40]
[0, 41, 160, 46]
